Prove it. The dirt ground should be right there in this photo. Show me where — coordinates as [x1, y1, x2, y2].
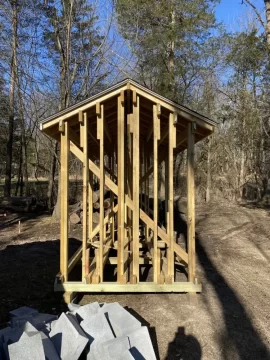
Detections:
[0, 202, 270, 359]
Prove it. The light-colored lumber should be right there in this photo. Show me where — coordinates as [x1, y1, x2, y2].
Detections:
[60, 121, 69, 282]
[139, 151, 166, 185]
[90, 204, 118, 239]
[68, 245, 83, 273]
[68, 139, 189, 266]
[139, 209, 188, 264]
[55, 281, 202, 293]
[187, 122, 196, 282]
[42, 85, 127, 130]
[99, 104, 105, 282]
[110, 153, 115, 243]
[167, 112, 176, 283]
[132, 95, 140, 283]
[63, 291, 77, 304]
[153, 104, 159, 283]
[82, 112, 88, 279]
[92, 248, 100, 284]
[144, 142, 149, 240]
[117, 93, 126, 283]
[79, 110, 84, 148]
[127, 113, 133, 282]
[129, 83, 213, 132]
[70, 141, 118, 196]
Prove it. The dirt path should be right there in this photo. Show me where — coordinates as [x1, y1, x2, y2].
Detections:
[0, 203, 270, 359]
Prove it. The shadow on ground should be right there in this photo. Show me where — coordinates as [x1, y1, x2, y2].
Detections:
[165, 327, 201, 360]
[196, 233, 270, 360]
[0, 237, 81, 328]
[1, 208, 270, 359]
[173, 209, 270, 359]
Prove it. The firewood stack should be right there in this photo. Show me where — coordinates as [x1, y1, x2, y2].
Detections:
[69, 188, 112, 227]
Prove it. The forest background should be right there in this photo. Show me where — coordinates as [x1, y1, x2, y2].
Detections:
[0, 0, 269, 218]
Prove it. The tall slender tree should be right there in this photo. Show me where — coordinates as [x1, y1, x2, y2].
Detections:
[42, 0, 109, 217]
[4, 0, 18, 197]
[115, 0, 220, 103]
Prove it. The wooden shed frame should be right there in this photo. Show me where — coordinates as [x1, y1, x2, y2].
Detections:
[40, 79, 215, 299]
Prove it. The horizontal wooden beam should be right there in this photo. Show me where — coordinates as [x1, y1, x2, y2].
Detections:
[55, 281, 201, 293]
[42, 86, 127, 130]
[129, 84, 214, 132]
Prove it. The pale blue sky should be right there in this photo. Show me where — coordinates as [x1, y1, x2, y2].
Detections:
[215, 0, 265, 28]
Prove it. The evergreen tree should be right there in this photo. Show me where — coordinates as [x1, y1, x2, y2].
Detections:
[115, 0, 220, 103]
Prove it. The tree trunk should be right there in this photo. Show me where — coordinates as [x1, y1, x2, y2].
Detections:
[239, 149, 245, 199]
[18, 87, 29, 196]
[4, 0, 18, 197]
[206, 137, 211, 203]
[168, 2, 175, 98]
[15, 147, 22, 197]
[52, 169, 61, 219]
[265, 0, 270, 46]
[47, 141, 58, 211]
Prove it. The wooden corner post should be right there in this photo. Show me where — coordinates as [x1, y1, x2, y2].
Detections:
[117, 91, 126, 283]
[132, 94, 139, 283]
[167, 113, 176, 283]
[81, 112, 88, 280]
[60, 120, 69, 282]
[98, 104, 104, 282]
[153, 104, 160, 283]
[187, 122, 195, 282]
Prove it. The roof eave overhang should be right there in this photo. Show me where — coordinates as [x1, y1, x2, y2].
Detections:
[40, 79, 216, 133]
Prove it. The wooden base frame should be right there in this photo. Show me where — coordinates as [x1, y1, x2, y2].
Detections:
[41, 80, 215, 298]
[55, 282, 201, 293]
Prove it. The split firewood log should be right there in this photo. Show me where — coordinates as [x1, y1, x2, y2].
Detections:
[93, 202, 100, 210]
[92, 188, 110, 203]
[70, 212, 81, 225]
[103, 199, 111, 210]
[92, 211, 100, 224]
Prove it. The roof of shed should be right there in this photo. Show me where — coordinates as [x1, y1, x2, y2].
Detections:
[40, 78, 215, 154]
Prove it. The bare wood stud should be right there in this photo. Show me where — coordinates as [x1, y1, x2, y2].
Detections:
[60, 121, 69, 282]
[99, 105, 105, 282]
[82, 112, 88, 280]
[117, 94, 126, 283]
[153, 104, 160, 283]
[167, 113, 176, 283]
[132, 95, 140, 283]
[79, 110, 84, 148]
[88, 171, 93, 241]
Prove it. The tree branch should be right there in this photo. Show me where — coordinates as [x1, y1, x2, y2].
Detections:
[242, 0, 266, 30]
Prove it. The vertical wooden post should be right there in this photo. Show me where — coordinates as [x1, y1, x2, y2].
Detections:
[110, 151, 115, 243]
[60, 120, 69, 282]
[79, 111, 84, 148]
[146, 149, 150, 218]
[144, 142, 148, 240]
[98, 104, 104, 282]
[82, 112, 88, 280]
[167, 113, 176, 283]
[187, 122, 195, 282]
[88, 171, 93, 241]
[117, 92, 126, 283]
[165, 156, 169, 231]
[127, 113, 133, 281]
[132, 94, 139, 283]
[153, 104, 160, 283]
